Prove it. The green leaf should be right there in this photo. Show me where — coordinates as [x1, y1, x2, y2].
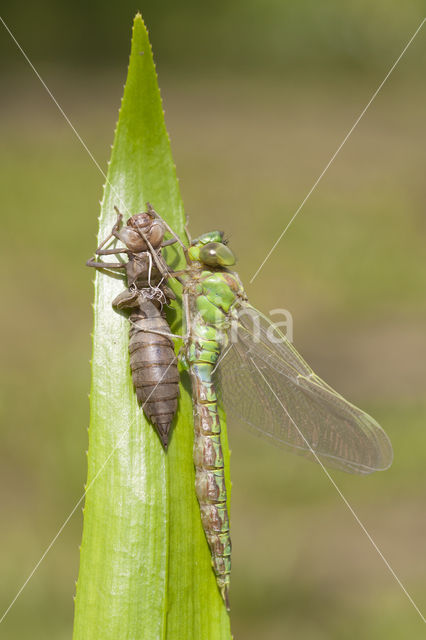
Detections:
[73, 14, 232, 640]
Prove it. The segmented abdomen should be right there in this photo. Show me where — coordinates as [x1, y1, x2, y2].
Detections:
[129, 300, 179, 448]
[190, 338, 231, 610]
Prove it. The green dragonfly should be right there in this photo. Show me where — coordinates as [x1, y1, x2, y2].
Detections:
[146, 214, 393, 610]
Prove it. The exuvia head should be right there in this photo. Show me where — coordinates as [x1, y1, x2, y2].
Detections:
[127, 211, 154, 232]
[117, 205, 165, 253]
[188, 231, 236, 268]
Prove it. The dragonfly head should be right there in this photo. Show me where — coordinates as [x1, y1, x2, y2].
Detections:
[119, 210, 164, 252]
[189, 231, 236, 268]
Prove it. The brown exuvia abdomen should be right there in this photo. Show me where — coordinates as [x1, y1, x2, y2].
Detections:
[128, 304, 179, 448]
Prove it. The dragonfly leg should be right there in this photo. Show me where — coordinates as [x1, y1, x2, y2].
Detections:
[95, 247, 130, 256]
[182, 292, 191, 342]
[184, 216, 192, 244]
[86, 211, 127, 267]
[161, 238, 177, 247]
[163, 270, 186, 286]
[96, 209, 124, 246]
[86, 246, 128, 268]
[86, 258, 126, 270]
[144, 237, 170, 278]
[129, 320, 183, 341]
[112, 207, 125, 233]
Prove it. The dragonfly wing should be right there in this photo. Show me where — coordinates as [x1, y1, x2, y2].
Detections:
[215, 305, 393, 474]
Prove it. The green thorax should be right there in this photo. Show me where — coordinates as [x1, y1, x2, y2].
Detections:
[192, 269, 244, 323]
[186, 269, 245, 366]
[185, 231, 246, 364]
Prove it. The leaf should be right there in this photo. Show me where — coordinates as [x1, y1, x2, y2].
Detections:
[73, 14, 232, 640]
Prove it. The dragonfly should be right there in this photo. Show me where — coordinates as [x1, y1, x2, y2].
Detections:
[139, 216, 393, 610]
[86, 204, 180, 448]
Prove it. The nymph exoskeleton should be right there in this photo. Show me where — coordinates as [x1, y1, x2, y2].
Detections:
[87, 204, 180, 448]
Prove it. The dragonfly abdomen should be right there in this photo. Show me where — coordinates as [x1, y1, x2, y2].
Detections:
[190, 351, 231, 609]
[128, 301, 179, 448]
[185, 270, 242, 609]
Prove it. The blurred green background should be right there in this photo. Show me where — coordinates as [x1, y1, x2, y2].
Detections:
[1, 2, 425, 638]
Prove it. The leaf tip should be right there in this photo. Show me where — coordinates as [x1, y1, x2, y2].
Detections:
[132, 12, 147, 35]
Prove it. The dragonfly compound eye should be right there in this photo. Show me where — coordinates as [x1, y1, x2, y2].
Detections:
[199, 242, 236, 267]
[148, 220, 166, 248]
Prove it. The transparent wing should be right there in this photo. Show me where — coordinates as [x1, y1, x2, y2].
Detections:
[215, 304, 393, 474]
